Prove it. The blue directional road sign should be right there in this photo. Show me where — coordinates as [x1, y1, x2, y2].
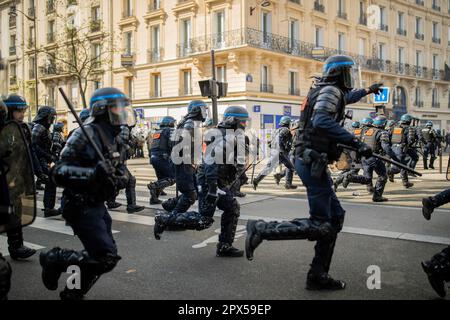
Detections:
[373, 87, 390, 104]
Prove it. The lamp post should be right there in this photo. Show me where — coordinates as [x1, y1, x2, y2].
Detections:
[9, 7, 39, 122]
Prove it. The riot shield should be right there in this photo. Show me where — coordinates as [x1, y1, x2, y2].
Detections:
[0, 121, 36, 233]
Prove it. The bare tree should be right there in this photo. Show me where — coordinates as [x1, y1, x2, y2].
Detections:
[40, 0, 118, 109]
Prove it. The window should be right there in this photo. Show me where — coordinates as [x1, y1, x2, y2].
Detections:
[378, 43, 386, 60]
[338, 0, 345, 13]
[47, 20, 55, 42]
[416, 50, 423, 67]
[150, 25, 161, 61]
[123, 0, 133, 17]
[380, 6, 388, 30]
[29, 56, 35, 79]
[338, 33, 346, 53]
[216, 65, 226, 83]
[289, 71, 299, 96]
[288, 19, 299, 50]
[71, 82, 79, 106]
[48, 86, 55, 106]
[180, 18, 191, 54]
[260, 65, 272, 92]
[29, 26, 35, 46]
[415, 87, 422, 107]
[398, 47, 405, 73]
[261, 11, 272, 45]
[151, 73, 161, 98]
[124, 32, 133, 55]
[358, 38, 366, 56]
[397, 12, 406, 35]
[433, 55, 440, 79]
[92, 43, 101, 68]
[182, 69, 192, 95]
[359, 1, 366, 25]
[315, 26, 324, 47]
[432, 22, 440, 42]
[213, 10, 225, 47]
[92, 6, 100, 21]
[432, 88, 439, 108]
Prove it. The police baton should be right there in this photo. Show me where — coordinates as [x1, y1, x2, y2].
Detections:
[337, 144, 422, 177]
[58, 88, 106, 162]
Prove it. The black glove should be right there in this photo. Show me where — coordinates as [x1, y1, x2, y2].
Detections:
[351, 139, 373, 158]
[95, 160, 116, 180]
[368, 83, 383, 95]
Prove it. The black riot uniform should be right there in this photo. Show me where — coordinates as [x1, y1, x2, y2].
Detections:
[273, 120, 298, 190]
[421, 122, 437, 170]
[154, 106, 250, 257]
[32, 106, 61, 217]
[39, 87, 135, 300]
[245, 55, 373, 291]
[252, 116, 295, 190]
[360, 116, 397, 202]
[51, 122, 66, 159]
[387, 114, 417, 188]
[0, 100, 12, 300]
[160, 100, 208, 215]
[106, 126, 145, 213]
[148, 116, 176, 205]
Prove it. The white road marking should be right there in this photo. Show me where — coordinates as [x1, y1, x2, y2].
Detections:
[30, 217, 119, 236]
[192, 226, 246, 249]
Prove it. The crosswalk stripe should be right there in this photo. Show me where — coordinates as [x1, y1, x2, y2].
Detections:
[0, 235, 45, 257]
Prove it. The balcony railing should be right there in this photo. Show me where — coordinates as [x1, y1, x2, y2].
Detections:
[179, 87, 193, 96]
[121, 53, 135, 67]
[178, 28, 450, 82]
[9, 46, 16, 56]
[359, 14, 367, 26]
[148, 48, 164, 63]
[289, 88, 301, 96]
[379, 24, 388, 32]
[414, 101, 424, 108]
[415, 33, 424, 40]
[397, 28, 407, 36]
[337, 11, 347, 20]
[260, 84, 273, 93]
[47, 33, 55, 43]
[148, 0, 162, 11]
[10, 76, 17, 86]
[39, 65, 58, 76]
[314, 1, 325, 13]
[432, 37, 441, 44]
[90, 20, 102, 33]
[28, 7, 35, 18]
[415, 0, 424, 6]
[46, 0, 55, 14]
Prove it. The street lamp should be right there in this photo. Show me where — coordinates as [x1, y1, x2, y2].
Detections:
[9, 7, 39, 122]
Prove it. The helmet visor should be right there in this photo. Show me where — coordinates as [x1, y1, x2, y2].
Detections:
[201, 105, 210, 121]
[342, 67, 357, 90]
[107, 100, 136, 127]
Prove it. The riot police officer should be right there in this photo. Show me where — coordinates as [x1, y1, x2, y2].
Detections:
[106, 125, 145, 213]
[32, 105, 61, 217]
[421, 121, 437, 170]
[421, 189, 450, 297]
[40, 87, 135, 300]
[388, 114, 417, 188]
[0, 100, 12, 300]
[154, 106, 249, 257]
[253, 116, 295, 190]
[246, 55, 372, 290]
[52, 122, 66, 159]
[160, 101, 208, 215]
[360, 116, 397, 202]
[148, 116, 176, 205]
[274, 119, 299, 190]
[2, 95, 38, 260]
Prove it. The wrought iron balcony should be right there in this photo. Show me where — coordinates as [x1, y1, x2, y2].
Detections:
[260, 84, 273, 93]
[432, 37, 441, 44]
[397, 28, 407, 36]
[337, 11, 347, 20]
[379, 24, 388, 32]
[148, 48, 164, 63]
[415, 0, 424, 6]
[289, 88, 301, 96]
[121, 53, 135, 67]
[9, 46, 16, 56]
[415, 33, 424, 40]
[39, 65, 58, 76]
[314, 1, 325, 13]
[90, 20, 102, 33]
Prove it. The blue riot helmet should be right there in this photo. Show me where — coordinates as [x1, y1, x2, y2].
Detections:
[361, 117, 374, 127]
[160, 116, 176, 128]
[53, 122, 65, 133]
[187, 100, 209, 122]
[279, 116, 292, 128]
[400, 114, 412, 125]
[3, 94, 29, 121]
[322, 55, 356, 91]
[89, 87, 136, 127]
[222, 106, 249, 130]
[351, 121, 360, 129]
[79, 109, 91, 123]
[373, 116, 388, 129]
[425, 121, 433, 128]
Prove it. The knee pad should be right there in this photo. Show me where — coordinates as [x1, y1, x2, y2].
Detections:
[187, 191, 197, 205]
[377, 175, 388, 184]
[172, 211, 214, 231]
[87, 253, 122, 275]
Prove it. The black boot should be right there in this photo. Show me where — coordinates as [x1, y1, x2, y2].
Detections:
[403, 181, 414, 189]
[373, 196, 388, 202]
[127, 204, 145, 214]
[285, 184, 298, 190]
[366, 185, 374, 194]
[252, 175, 264, 190]
[245, 220, 264, 261]
[273, 173, 282, 186]
[388, 172, 395, 183]
[306, 271, 346, 291]
[429, 158, 436, 170]
[421, 252, 450, 298]
[7, 228, 36, 260]
[153, 212, 174, 240]
[43, 208, 61, 218]
[422, 197, 436, 221]
[216, 243, 244, 258]
[423, 158, 428, 170]
[106, 201, 122, 210]
[39, 248, 86, 291]
[148, 183, 162, 205]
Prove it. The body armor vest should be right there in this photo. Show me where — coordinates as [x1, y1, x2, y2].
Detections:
[391, 127, 406, 145]
[151, 128, 171, 154]
[362, 128, 381, 153]
[421, 128, 432, 143]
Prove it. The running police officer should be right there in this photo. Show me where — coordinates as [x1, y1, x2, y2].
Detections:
[421, 121, 437, 170]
